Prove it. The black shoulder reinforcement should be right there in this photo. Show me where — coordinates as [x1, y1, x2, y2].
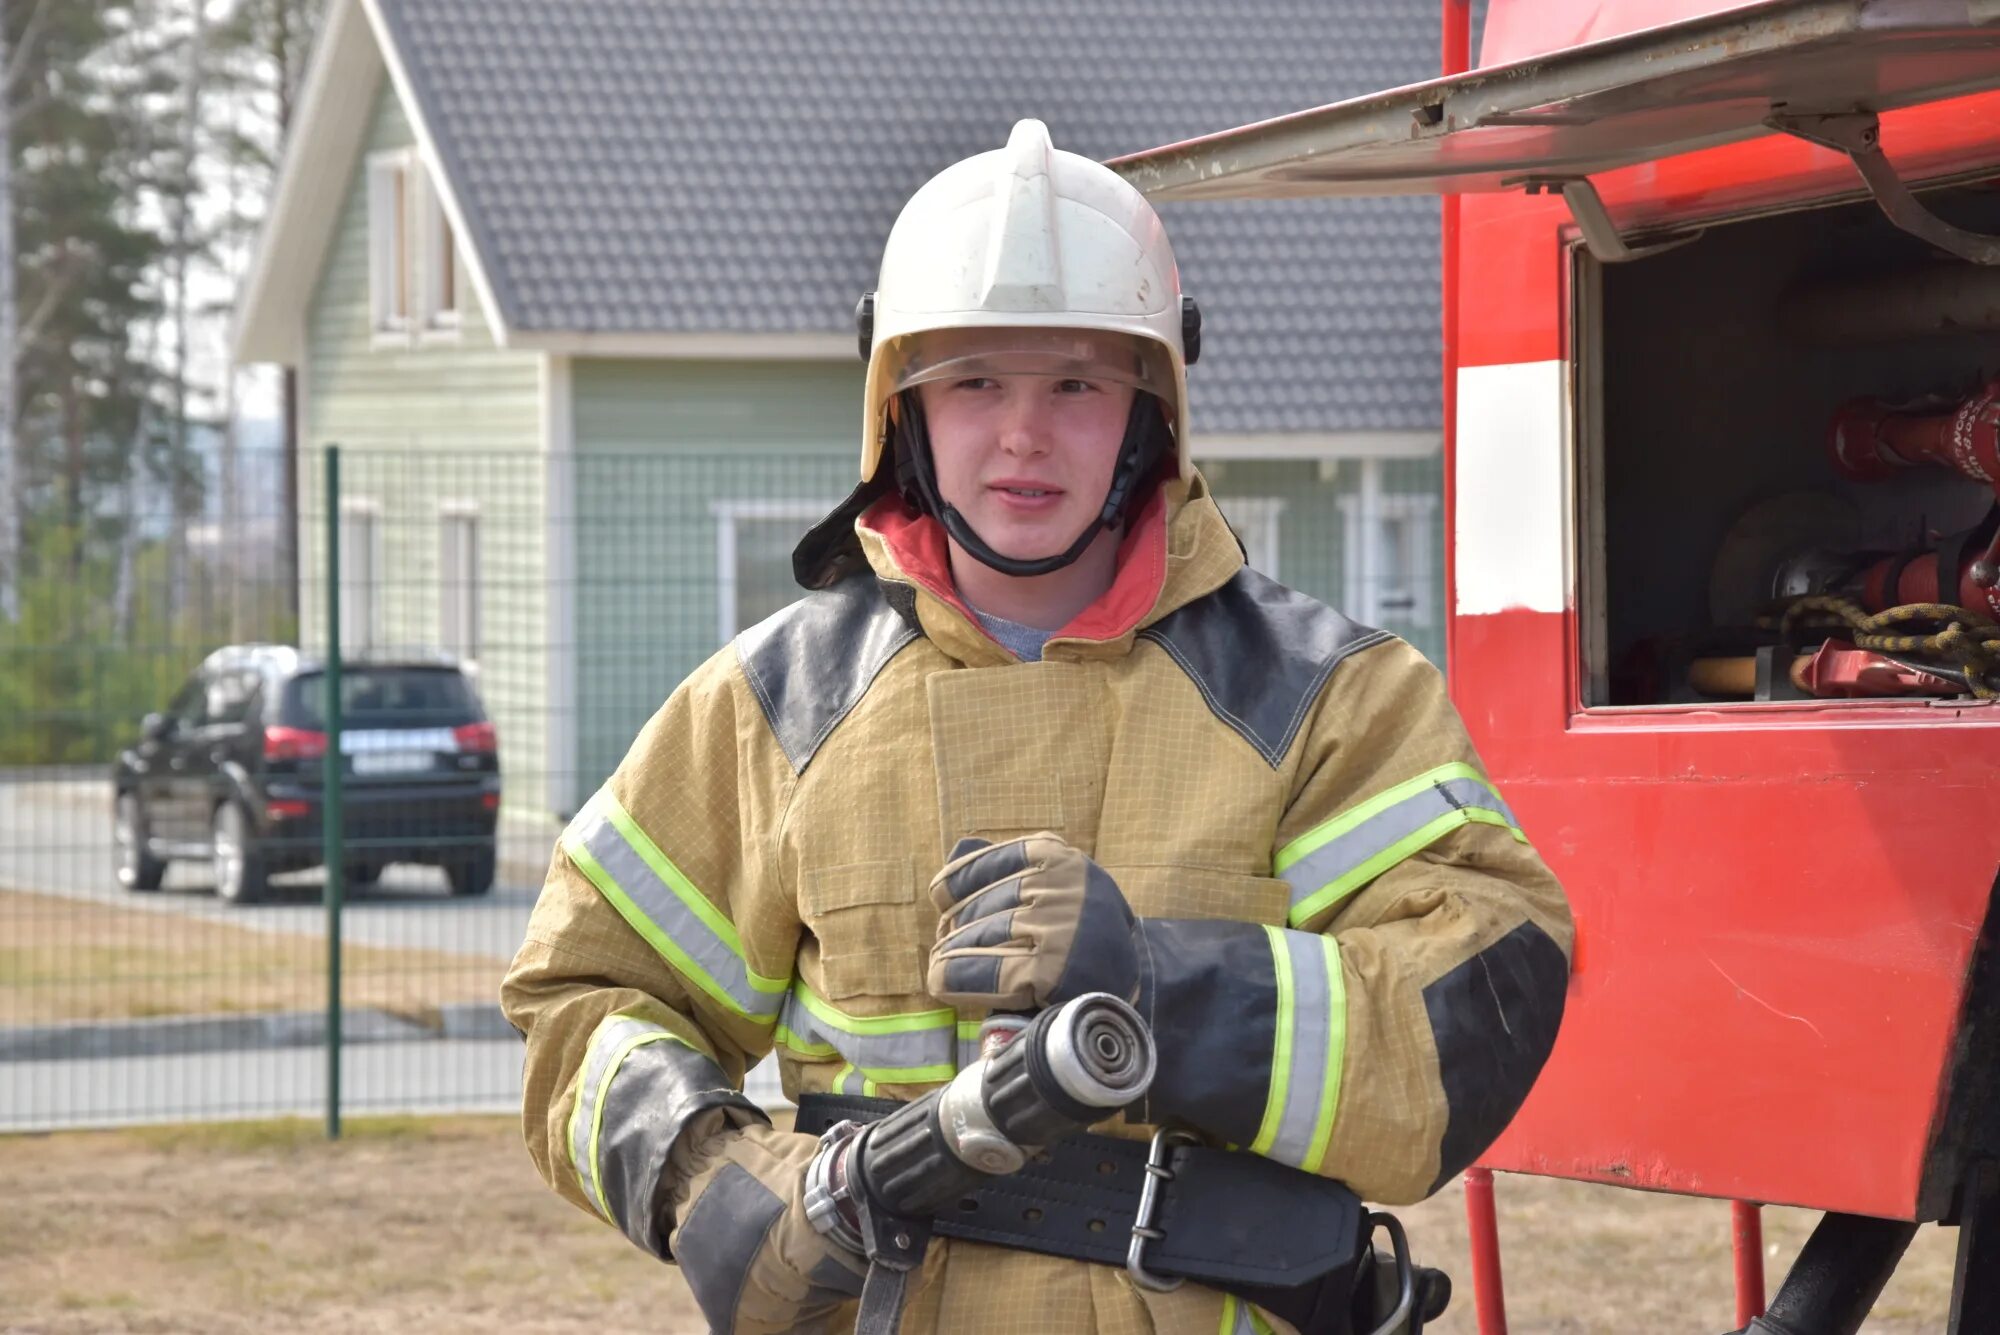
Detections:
[1137, 567, 1392, 769]
[733, 574, 921, 775]
[1423, 919, 1570, 1193]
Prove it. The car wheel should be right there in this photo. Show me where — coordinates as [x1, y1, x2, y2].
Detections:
[445, 845, 496, 897]
[114, 793, 167, 892]
[212, 802, 268, 905]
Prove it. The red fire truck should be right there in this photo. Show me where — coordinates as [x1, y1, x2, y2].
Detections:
[1114, 3, 2000, 1331]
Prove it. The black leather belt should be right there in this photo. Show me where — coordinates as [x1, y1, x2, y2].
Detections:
[795, 1093, 1367, 1331]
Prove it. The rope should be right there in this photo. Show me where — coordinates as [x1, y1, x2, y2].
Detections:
[1761, 596, 2000, 699]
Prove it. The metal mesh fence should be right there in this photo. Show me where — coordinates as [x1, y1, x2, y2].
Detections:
[1, 442, 1441, 1132]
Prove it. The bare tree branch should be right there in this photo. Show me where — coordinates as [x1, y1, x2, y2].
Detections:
[4, 0, 52, 95]
[14, 261, 78, 361]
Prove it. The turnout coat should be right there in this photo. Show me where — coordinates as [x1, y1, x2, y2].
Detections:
[502, 473, 1573, 1334]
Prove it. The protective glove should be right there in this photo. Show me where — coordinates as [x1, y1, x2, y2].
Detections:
[924, 833, 1140, 1010]
[669, 1114, 868, 1334]
[926, 832, 1332, 1161]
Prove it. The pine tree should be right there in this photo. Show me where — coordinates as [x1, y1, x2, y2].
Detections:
[10, 1, 176, 574]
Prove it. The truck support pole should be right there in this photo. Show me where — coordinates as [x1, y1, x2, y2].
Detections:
[1733, 1200, 1767, 1326]
[1441, 6, 1503, 1331]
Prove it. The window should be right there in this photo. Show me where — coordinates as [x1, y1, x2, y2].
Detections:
[286, 668, 481, 728]
[168, 676, 206, 729]
[338, 500, 380, 653]
[440, 504, 481, 665]
[367, 149, 458, 340]
[202, 670, 261, 727]
[1216, 496, 1287, 576]
[1338, 464, 1440, 629]
[712, 500, 838, 644]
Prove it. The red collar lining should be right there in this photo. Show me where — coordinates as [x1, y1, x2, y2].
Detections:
[860, 490, 1170, 645]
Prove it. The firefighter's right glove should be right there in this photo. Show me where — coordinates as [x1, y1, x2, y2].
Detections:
[925, 833, 1141, 1011]
[668, 1112, 868, 1334]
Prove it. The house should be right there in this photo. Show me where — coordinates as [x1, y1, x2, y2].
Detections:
[233, 0, 1449, 823]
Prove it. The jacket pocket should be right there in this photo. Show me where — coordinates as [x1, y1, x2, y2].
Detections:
[948, 773, 1068, 843]
[800, 858, 927, 1000]
[1103, 863, 1294, 928]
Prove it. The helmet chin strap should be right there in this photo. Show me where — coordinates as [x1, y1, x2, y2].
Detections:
[891, 391, 1173, 579]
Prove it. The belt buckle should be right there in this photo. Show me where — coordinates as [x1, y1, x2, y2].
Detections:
[1125, 1126, 1198, 1292]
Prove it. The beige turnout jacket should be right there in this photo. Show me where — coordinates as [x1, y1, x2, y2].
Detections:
[503, 474, 1573, 1334]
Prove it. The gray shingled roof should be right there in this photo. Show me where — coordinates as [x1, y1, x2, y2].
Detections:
[372, 0, 1446, 433]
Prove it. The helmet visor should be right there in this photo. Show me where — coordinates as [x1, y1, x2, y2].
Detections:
[886, 327, 1174, 400]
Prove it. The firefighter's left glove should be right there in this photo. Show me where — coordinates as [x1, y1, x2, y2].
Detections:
[926, 832, 1140, 1010]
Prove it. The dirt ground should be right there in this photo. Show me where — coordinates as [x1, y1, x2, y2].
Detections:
[0, 1115, 1960, 1334]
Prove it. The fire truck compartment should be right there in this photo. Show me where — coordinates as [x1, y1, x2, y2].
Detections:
[1580, 175, 2000, 706]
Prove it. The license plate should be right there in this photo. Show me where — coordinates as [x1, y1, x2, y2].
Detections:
[352, 750, 433, 776]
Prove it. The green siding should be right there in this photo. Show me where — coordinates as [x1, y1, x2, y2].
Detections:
[571, 359, 856, 791]
[1200, 456, 1445, 665]
[575, 359, 863, 454]
[297, 82, 554, 814]
[564, 353, 1444, 795]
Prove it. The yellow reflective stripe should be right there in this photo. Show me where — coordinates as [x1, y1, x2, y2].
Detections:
[790, 984, 956, 1035]
[1257, 928, 1345, 1169]
[1278, 762, 1528, 928]
[1304, 934, 1346, 1174]
[564, 800, 788, 1024]
[567, 1014, 691, 1221]
[1275, 762, 1489, 874]
[565, 835, 754, 1022]
[775, 982, 959, 1085]
[829, 1062, 882, 1098]
[587, 1031, 681, 1221]
[1218, 1293, 1271, 1335]
[598, 796, 787, 998]
[1292, 807, 1520, 928]
[1249, 926, 1296, 1157]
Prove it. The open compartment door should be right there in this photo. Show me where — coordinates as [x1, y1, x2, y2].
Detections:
[1109, 0, 2000, 204]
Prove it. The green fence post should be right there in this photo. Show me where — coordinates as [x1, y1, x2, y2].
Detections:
[323, 445, 345, 1141]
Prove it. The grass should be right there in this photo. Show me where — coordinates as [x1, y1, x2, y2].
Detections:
[0, 887, 502, 1024]
[0, 1114, 1963, 1334]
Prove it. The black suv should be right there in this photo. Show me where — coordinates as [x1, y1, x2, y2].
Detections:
[112, 645, 501, 903]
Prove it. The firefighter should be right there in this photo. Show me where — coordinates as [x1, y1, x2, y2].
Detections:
[501, 119, 1574, 1335]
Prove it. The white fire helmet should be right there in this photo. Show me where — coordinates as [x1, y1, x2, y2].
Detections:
[856, 119, 1199, 485]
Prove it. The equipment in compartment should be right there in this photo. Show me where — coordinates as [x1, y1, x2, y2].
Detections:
[1687, 368, 2000, 702]
[1594, 178, 2000, 706]
[1826, 375, 2000, 619]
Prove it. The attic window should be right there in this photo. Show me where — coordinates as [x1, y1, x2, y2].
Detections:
[367, 148, 459, 340]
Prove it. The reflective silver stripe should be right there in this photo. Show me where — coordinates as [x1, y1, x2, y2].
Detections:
[568, 1014, 676, 1221]
[1281, 773, 1521, 925]
[566, 800, 785, 1023]
[1220, 1294, 1270, 1335]
[1265, 930, 1336, 1170]
[775, 987, 959, 1084]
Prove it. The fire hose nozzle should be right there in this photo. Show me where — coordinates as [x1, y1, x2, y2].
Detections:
[853, 993, 1157, 1219]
